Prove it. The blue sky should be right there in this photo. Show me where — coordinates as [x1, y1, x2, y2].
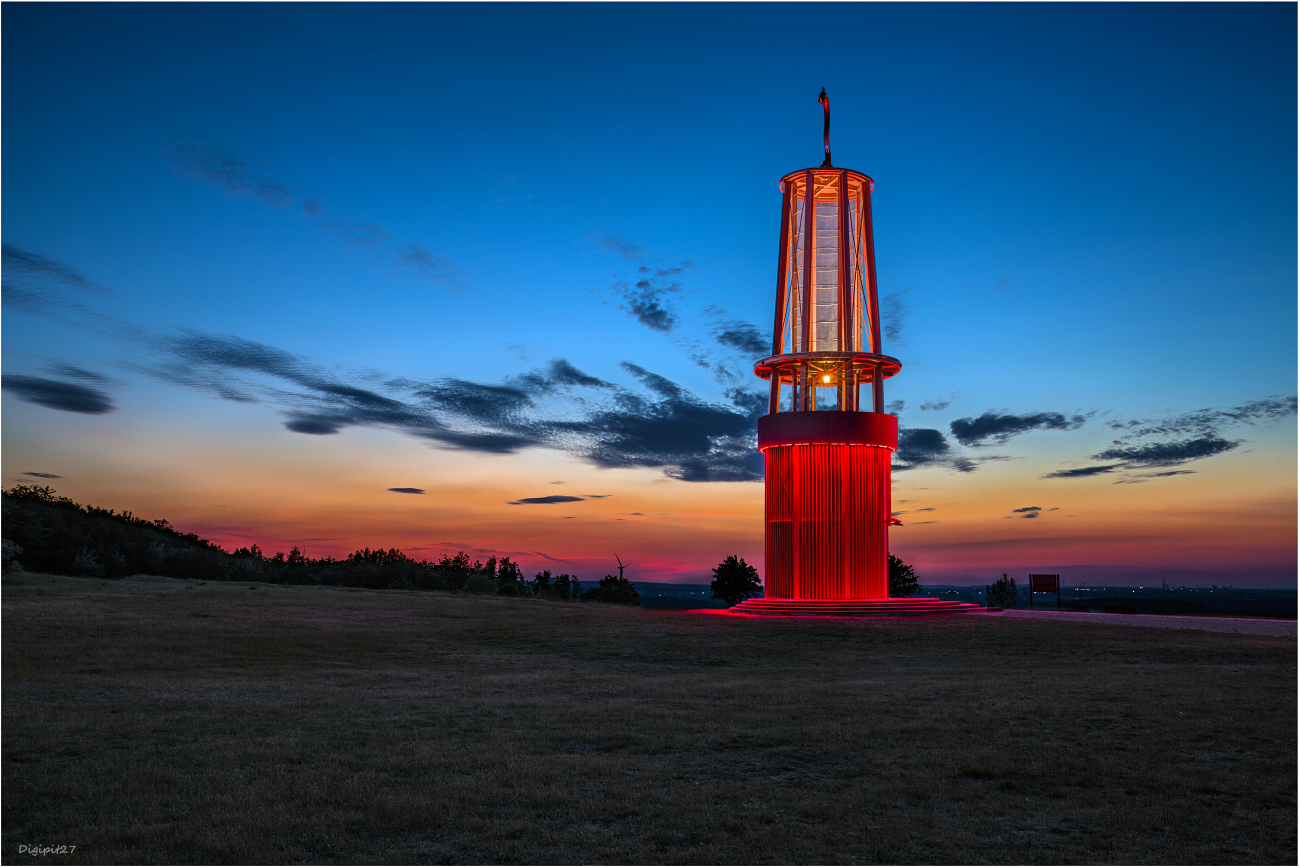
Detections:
[3, 3, 1295, 585]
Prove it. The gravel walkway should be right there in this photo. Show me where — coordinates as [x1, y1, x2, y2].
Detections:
[973, 608, 1296, 637]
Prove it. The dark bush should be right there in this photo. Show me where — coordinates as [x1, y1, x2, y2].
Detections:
[495, 557, 526, 595]
[987, 573, 1017, 608]
[528, 570, 581, 600]
[888, 553, 921, 598]
[709, 555, 762, 605]
[581, 575, 640, 606]
[463, 574, 497, 595]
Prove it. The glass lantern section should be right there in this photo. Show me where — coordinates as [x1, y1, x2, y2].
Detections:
[777, 170, 875, 356]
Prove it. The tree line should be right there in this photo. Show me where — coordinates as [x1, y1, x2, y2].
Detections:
[4, 484, 924, 608]
[1, 485, 639, 604]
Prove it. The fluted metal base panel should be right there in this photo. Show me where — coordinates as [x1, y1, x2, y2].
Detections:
[764, 442, 892, 599]
[732, 597, 984, 617]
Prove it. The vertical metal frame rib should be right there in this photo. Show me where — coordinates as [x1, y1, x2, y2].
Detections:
[837, 171, 850, 354]
[836, 170, 851, 409]
[770, 181, 793, 414]
[800, 170, 814, 357]
[861, 186, 881, 355]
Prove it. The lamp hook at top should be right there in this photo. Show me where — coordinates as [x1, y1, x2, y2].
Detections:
[818, 88, 832, 167]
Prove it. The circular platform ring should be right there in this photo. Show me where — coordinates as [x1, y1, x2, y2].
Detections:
[731, 598, 984, 617]
[754, 351, 901, 384]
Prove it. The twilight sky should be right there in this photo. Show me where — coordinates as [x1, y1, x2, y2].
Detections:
[3, 3, 1295, 586]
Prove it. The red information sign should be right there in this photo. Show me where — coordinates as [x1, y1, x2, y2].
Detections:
[1028, 574, 1061, 609]
[1029, 574, 1059, 592]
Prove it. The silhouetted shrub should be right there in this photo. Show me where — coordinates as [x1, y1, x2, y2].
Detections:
[987, 573, 1017, 608]
[2, 539, 23, 573]
[581, 575, 640, 606]
[73, 548, 105, 578]
[463, 573, 498, 595]
[888, 553, 921, 598]
[495, 557, 526, 595]
[710, 555, 762, 606]
[529, 570, 581, 600]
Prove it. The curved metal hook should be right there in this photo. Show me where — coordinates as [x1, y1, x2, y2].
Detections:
[818, 88, 832, 167]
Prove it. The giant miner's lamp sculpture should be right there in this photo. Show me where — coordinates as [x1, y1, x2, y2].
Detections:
[732, 91, 981, 617]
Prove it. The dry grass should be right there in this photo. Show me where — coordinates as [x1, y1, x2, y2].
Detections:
[3, 572, 1295, 865]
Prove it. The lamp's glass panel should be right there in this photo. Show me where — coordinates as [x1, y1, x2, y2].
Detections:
[789, 197, 806, 353]
[813, 198, 839, 350]
[847, 197, 861, 352]
[845, 180, 871, 353]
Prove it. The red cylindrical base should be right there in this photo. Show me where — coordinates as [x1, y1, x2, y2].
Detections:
[759, 412, 897, 601]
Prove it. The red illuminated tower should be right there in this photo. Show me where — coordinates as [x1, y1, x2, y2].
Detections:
[733, 91, 980, 617]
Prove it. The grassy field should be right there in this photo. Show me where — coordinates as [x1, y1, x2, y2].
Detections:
[3, 573, 1295, 865]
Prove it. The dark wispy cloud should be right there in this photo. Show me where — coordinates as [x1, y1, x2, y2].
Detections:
[950, 411, 1088, 446]
[286, 415, 350, 435]
[1043, 464, 1121, 479]
[171, 145, 295, 206]
[396, 243, 456, 281]
[881, 290, 911, 345]
[43, 364, 110, 383]
[324, 221, 390, 247]
[388, 488, 425, 495]
[556, 366, 765, 481]
[597, 244, 764, 391]
[893, 428, 953, 471]
[533, 359, 613, 390]
[919, 393, 959, 412]
[508, 495, 585, 505]
[2, 375, 114, 415]
[715, 322, 768, 356]
[1112, 470, 1199, 485]
[415, 380, 534, 424]
[1092, 436, 1239, 468]
[23, 472, 63, 479]
[1012, 506, 1042, 519]
[171, 144, 458, 283]
[612, 267, 688, 332]
[597, 236, 646, 260]
[1108, 396, 1296, 441]
[1045, 396, 1295, 481]
[892, 426, 1017, 475]
[2, 244, 109, 316]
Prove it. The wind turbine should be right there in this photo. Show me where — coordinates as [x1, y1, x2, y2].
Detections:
[615, 554, 631, 581]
